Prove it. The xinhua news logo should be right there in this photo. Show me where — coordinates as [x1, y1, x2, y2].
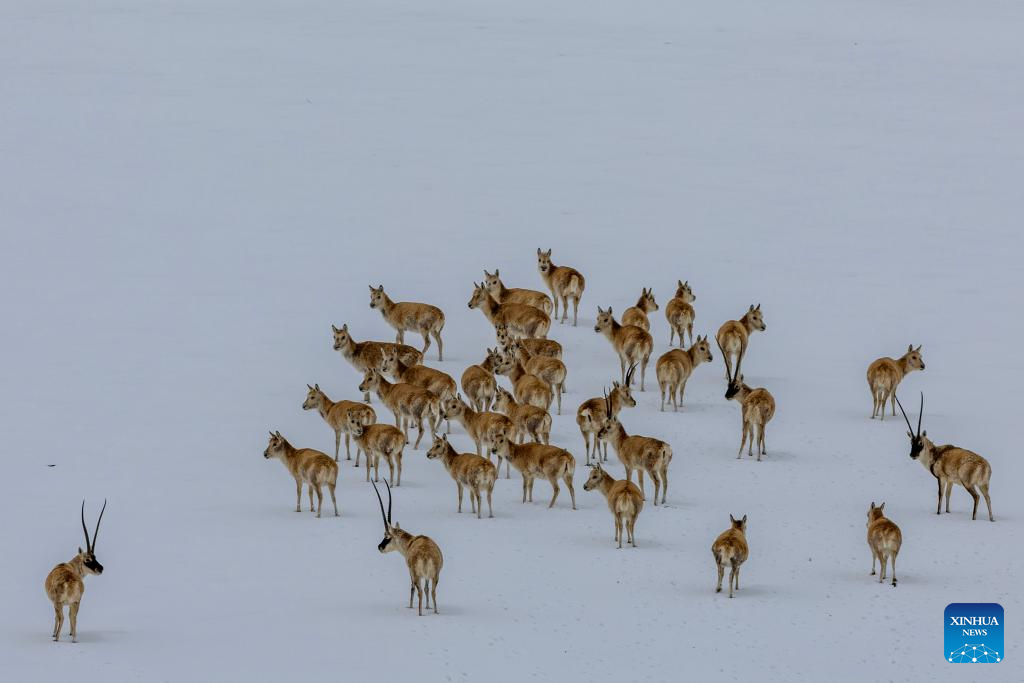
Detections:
[945, 603, 1003, 663]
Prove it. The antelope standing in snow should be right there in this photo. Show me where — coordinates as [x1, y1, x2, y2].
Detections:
[493, 386, 551, 445]
[490, 433, 577, 509]
[594, 306, 653, 391]
[483, 269, 553, 314]
[426, 434, 497, 519]
[577, 372, 636, 463]
[372, 480, 443, 616]
[495, 324, 562, 359]
[301, 384, 376, 462]
[596, 405, 673, 505]
[896, 394, 994, 521]
[725, 375, 776, 460]
[867, 345, 925, 419]
[508, 338, 567, 414]
[263, 431, 339, 517]
[331, 323, 422, 402]
[866, 502, 902, 587]
[536, 248, 585, 326]
[656, 335, 713, 412]
[468, 282, 550, 339]
[359, 369, 442, 449]
[380, 346, 457, 432]
[493, 350, 553, 411]
[621, 287, 659, 331]
[441, 394, 514, 476]
[368, 285, 446, 361]
[348, 414, 406, 485]
[715, 304, 766, 382]
[712, 514, 748, 598]
[460, 348, 502, 412]
[665, 280, 696, 347]
[584, 463, 643, 548]
[45, 501, 106, 642]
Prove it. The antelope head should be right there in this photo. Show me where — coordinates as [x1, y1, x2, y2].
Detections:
[729, 514, 748, 532]
[331, 323, 352, 351]
[368, 285, 386, 310]
[583, 463, 606, 491]
[904, 344, 925, 371]
[674, 279, 695, 303]
[745, 304, 766, 331]
[692, 335, 714, 364]
[467, 282, 490, 310]
[895, 392, 928, 461]
[594, 306, 615, 334]
[372, 479, 398, 553]
[302, 383, 324, 411]
[536, 248, 553, 274]
[78, 500, 107, 575]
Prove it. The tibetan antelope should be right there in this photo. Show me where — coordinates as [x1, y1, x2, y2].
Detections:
[656, 335, 714, 412]
[441, 393, 513, 475]
[490, 433, 577, 509]
[866, 502, 902, 587]
[468, 282, 550, 339]
[711, 514, 748, 598]
[460, 348, 501, 412]
[348, 414, 406, 485]
[495, 324, 562, 359]
[583, 463, 643, 548]
[725, 375, 776, 460]
[368, 285, 446, 361]
[426, 434, 497, 519]
[263, 431, 339, 517]
[665, 280, 696, 347]
[536, 248, 585, 326]
[45, 501, 106, 642]
[594, 307, 653, 391]
[715, 304, 766, 382]
[621, 287, 659, 331]
[867, 345, 925, 420]
[331, 323, 422, 402]
[896, 394, 994, 521]
[493, 386, 551, 445]
[596, 405, 672, 505]
[359, 369, 442, 449]
[483, 268, 553, 314]
[508, 338, 567, 414]
[301, 384, 376, 462]
[380, 346, 457, 432]
[576, 371, 636, 463]
[372, 480, 443, 616]
[493, 350, 553, 411]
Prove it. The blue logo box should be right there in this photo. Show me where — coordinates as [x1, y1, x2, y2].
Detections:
[945, 603, 1003, 663]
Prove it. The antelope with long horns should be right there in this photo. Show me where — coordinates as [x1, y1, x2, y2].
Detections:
[711, 514, 748, 598]
[866, 502, 902, 587]
[725, 375, 776, 460]
[331, 323, 423, 402]
[460, 348, 501, 412]
[665, 280, 696, 347]
[508, 338, 567, 414]
[656, 335, 713, 412]
[468, 282, 551, 339]
[495, 324, 562, 359]
[440, 393, 513, 475]
[594, 307, 653, 391]
[867, 345, 925, 420]
[621, 287, 659, 331]
[372, 480, 443, 616]
[302, 384, 376, 462]
[263, 431, 339, 517]
[45, 500, 106, 642]
[490, 433, 577, 509]
[493, 386, 551, 446]
[583, 463, 643, 549]
[536, 248, 586, 326]
[359, 369, 442, 449]
[483, 269, 553, 314]
[715, 304, 766, 382]
[576, 372, 636, 463]
[348, 414, 406, 485]
[596, 401, 672, 505]
[426, 434, 497, 519]
[368, 285, 446, 361]
[493, 350, 553, 412]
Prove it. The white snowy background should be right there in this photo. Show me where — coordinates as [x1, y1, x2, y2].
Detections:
[1, 1, 1021, 680]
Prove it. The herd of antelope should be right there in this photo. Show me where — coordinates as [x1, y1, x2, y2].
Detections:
[44, 249, 999, 640]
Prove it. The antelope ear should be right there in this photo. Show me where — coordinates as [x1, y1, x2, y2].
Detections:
[922, 430, 927, 437]
[730, 514, 736, 523]
[78, 546, 84, 555]
[307, 384, 313, 390]
[684, 280, 688, 286]
[741, 514, 747, 524]
[907, 431, 914, 439]
[442, 434, 448, 442]
[269, 430, 275, 437]
[915, 344, 922, 351]
[369, 285, 375, 291]
[342, 324, 348, 331]
[755, 303, 761, 310]
[332, 324, 339, 332]
[275, 430, 282, 438]
[749, 304, 754, 311]
[879, 502, 885, 511]
[870, 502, 876, 509]
[537, 247, 542, 255]
[495, 268, 500, 276]
[314, 383, 320, 391]
[608, 306, 613, 315]
[677, 279, 683, 287]
[908, 344, 913, 352]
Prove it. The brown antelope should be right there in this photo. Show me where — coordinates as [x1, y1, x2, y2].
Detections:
[866, 502, 902, 587]
[483, 268, 553, 314]
[493, 350, 553, 411]
[348, 414, 406, 485]
[725, 375, 776, 460]
[665, 280, 696, 347]
[372, 480, 443, 616]
[45, 501, 106, 642]
[301, 384, 376, 462]
[656, 335, 714, 412]
[896, 394, 994, 521]
[468, 282, 550, 339]
[583, 463, 643, 548]
[577, 372, 636, 463]
[359, 369, 442, 449]
[536, 248, 585, 326]
[508, 338, 567, 414]
[711, 514, 748, 598]
[867, 345, 925, 419]
[493, 386, 551, 445]
[368, 285, 446, 361]
[594, 307, 653, 391]
[621, 287, 659, 331]
[380, 346, 457, 432]
[331, 323, 423, 402]
[495, 323, 562, 359]
[596, 406, 672, 505]
[715, 304, 766, 382]
[426, 434, 497, 519]
[490, 433, 577, 509]
[460, 348, 502, 412]
[440, 394, 513, 476]
[263, 431, 339, 517]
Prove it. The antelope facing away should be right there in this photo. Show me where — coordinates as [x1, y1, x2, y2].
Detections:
[493, 350, 553, 411]
[359, 369, 442, 449]
[380, 346, 457, 432]
[348, 414, 406, 485]
[536, 248, 585, 326]
[368, 285, 446, 361]
[866, 502, 902, 587]
[711, 514, 748, 598]
[584, 463, 643, 549]
[715, 304, 766, 382]
[372, 480, 443, 616]
[867, 345, 925, 420]
[45, 501, 106, 642]
[594, 307, 653, 391]
[332, 323, 423, 402]
[576, 372, 636, 463]
[596, 406, 673, 505]
[725, 375, 776, 460]
[263, 431, 339, 517]
[490, 433, 577, 509]
[622, 287, 659, 331]
[426, 434, 497, 519]
[460, 348, 502, 412]
[483, 268, 553, 314]
[468, 282, 550, 339]
[665, 280, 696, 347]
[441, 393, 513, 475]
[493, 385, 551, 446]
[656, 335, 714, 412]
[896, 394, 994, 521]
[302, 383, 376, 462]
[495, 324, 562, 359]
[508, 338, 567, 414]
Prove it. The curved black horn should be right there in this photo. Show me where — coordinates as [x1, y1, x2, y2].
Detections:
[603, 388, 612, 419]
[917, 392, 923, 437]
[81, 500, 91, 550]
[384, 478, 393, 524]
[371, 480, 389, 529]
[625, 363, 637, 387]
[90, 499, 107, 551]
[894, 394, 914, 435]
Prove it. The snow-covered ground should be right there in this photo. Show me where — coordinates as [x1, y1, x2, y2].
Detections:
[2, 1, 1021, 680]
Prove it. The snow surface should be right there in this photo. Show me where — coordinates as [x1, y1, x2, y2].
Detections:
[2, 1, 1022, 680]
